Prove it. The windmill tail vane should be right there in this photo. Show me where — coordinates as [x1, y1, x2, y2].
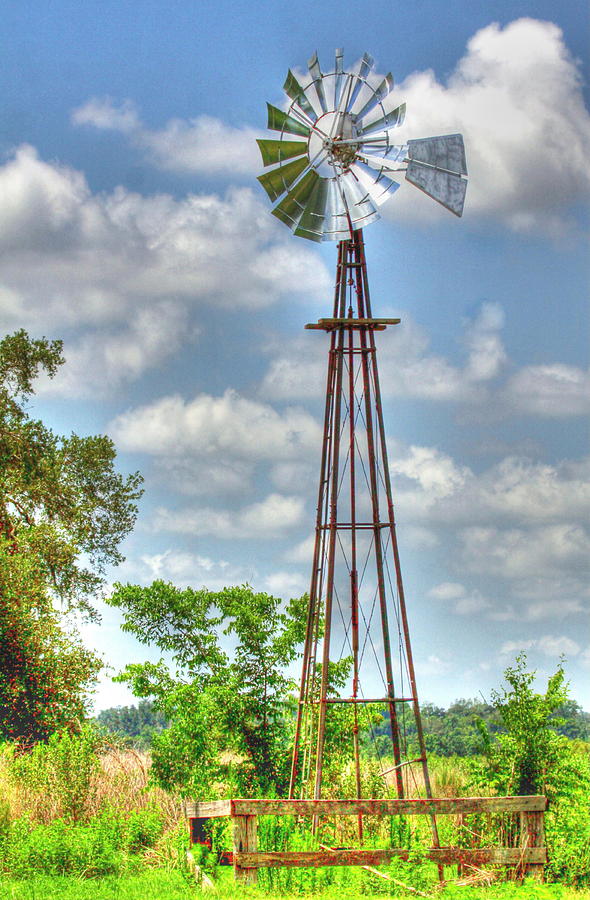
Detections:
[257, 49, 468, 243]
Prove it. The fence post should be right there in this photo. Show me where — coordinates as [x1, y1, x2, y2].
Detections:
[520, 810, 545, 881]
[233, 814, 258, 884]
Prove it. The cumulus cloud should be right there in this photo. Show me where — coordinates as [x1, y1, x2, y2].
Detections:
[110, 389, 320, 459]
[154, 492, 305, 539]
[387, 18, 590, 233]
[428, 581, 490, 615]
[261, 302, 503, 404]
[459, 523, 590, 579]
[73, 97, 261, 176]
[0, 145, 329, 395]
[260, 299, 587, 421]
[500, 364, 590, 418]
[500, 635, 581, 658]
[392, 452, 590, 527]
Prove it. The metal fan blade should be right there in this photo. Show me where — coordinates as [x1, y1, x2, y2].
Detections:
[351, 160, 400, 206]
[258, 156, 310, 202]
[294, 178, 330, 241]
[283, 70, 317, 122]
[358, 103, 406, 136]
[345, 52, 373, 113]
[407, 134, 467, 175]
[358, 145, 408, 171]
[334, 48, 344, 110]
[267, 103, 311, 137]
[355, 73, 394, 122]
[321, 178, 348, 239]
[308, 51, 328, 113]
[271, 170, 320, 228]
[257, 139, 308, 167]
[340, 173, 379, 227]
[405, 161, 467, 216]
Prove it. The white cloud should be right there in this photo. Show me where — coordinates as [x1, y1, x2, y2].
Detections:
[137, 549, 251, 589]
[388, 18, 590, 233]
[500, 364, 590, 418]
[73, 98, 261, 176]
[459, 523, 590, 579]
[154, 493, 305, 539]
[427, 581, 489, 615]
[109, 389, 321, 464]
[500, 635, 580, 658]
[428, 582, 466, 601]
[393, 453, 590, 527]
[0, 145, 329, 395]
[264, 571, 307, 597]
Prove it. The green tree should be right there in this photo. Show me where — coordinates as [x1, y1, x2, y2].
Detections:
[0, 541, 102, 744]
[0, 330, 143, 742]
[107, 582, 307, 796]
[479, 654, 569, 795]
[473, 655, 590, 882]
[0, 329, 143, 619]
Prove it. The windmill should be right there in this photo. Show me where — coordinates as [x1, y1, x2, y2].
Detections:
[257, 50, 467, 831]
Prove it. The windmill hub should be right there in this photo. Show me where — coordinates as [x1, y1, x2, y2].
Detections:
[308, 111, 359, 176]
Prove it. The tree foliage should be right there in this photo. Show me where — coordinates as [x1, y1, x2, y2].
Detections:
[0, 330, 143, 743]
[0, 329, 143, 618]
[107, 582, 307, 796]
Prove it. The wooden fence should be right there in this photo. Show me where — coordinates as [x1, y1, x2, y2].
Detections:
[186, 795, 546, 884]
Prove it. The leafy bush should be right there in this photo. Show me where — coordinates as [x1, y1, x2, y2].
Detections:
[10, 726, 100, 822]
[0, 806, 166, 878]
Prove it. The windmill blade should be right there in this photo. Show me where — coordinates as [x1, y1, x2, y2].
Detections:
[272, 170, 320, 230]
[258, 156, 310, 202]
[345, 52, 374, 113]
[405, 161, 467, 216]
[257, 138, 308, 167]
[407, 134, 467, 175]
[355, 73, 394, 122]
[294, 178, 330, 242]
[340, 172, 380, 227]
[358, 144, 408, 171]
[267, 103, 311, 137]
[283, 70, 317, 122]
[358, 103, 406, 136]
[334, 48, 344, 110]
[351, 160, 400, 206]
[322, 177, 349, 239]
[308, 51, 328, 113]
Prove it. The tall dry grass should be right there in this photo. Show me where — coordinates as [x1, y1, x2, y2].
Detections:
[0, 744, 183, 827]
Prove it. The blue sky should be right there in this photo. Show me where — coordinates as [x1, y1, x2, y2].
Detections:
[1, 1, 588, 712]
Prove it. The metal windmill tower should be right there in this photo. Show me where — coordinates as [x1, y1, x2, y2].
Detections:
[257, 50, 467, 817]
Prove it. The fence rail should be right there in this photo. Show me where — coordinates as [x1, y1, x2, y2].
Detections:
[186, 795, 547, 884]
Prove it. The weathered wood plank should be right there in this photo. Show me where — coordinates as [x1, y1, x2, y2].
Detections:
[233, 815, 258, 885]
[185, 800, 232, 818]
[235, 847, 547, 869]
[228, 795, 546, 817]
[520, 810, 546, 881]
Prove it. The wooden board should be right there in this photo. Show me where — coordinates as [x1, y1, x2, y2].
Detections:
[185, 800, 232, 818]
[225, 795, 546, 817]
[235, 847, 547, 869]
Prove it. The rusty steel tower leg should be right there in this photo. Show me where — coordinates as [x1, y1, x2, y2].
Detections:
[289, 231, 440, 863]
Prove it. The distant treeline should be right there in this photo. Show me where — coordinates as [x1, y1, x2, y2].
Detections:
[96, 697, 589, 755]
[370, 698, 590, 757]
[95, 700, 168, 749]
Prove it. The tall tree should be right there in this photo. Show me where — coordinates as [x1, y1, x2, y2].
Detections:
[0, 330, 143, 742]
[0, 329, 143, 618]
[107, 582, 307, 795]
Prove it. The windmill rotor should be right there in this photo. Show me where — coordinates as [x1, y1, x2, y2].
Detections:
[257, 50, 468, 240]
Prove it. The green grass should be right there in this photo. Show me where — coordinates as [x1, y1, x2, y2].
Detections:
[1, 873, 590, 900]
